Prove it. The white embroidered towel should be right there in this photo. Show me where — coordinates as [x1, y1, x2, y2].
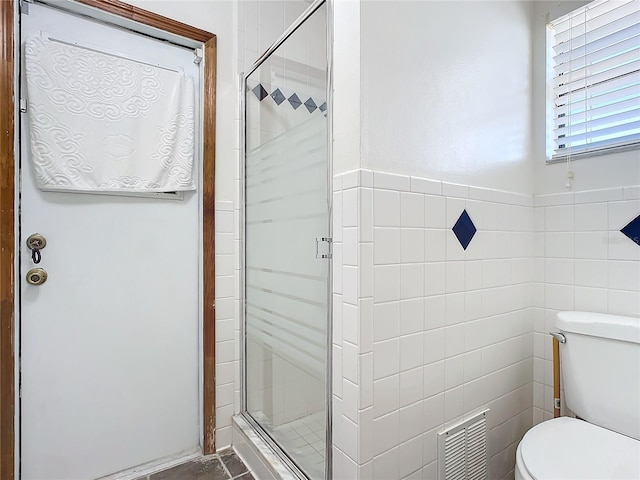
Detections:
[24, 36, 195, 193]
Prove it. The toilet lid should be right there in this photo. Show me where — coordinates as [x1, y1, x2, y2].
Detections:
[520, 417, 640, 480]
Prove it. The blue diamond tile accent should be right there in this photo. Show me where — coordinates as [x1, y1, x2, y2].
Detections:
[288, 93, 302, 110]
[452, 209, 476, 250]
[252, 84, 268, 101]
[621, 214, 640, 246]
[271, 88, 285, 105]
[319, 102, 327, 112]
[304, 97, 317, 113]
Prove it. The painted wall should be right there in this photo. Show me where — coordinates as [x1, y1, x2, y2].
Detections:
[333, 0, 362, 175]
[531, 0, 640, 195]
[359, 1, 535, 194]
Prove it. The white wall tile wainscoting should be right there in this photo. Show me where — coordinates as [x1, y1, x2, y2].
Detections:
[331, 169, 640, 480]
[332, 170, 535, 480]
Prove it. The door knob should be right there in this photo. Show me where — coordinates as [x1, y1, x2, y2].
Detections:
[26, 268, 47, 286]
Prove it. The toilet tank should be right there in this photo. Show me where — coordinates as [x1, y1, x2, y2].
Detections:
[557, 311, 640, 440]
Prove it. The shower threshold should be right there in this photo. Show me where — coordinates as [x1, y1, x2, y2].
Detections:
[232, 414, 320, 480]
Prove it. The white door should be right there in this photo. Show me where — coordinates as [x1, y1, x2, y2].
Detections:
[20, 4, 202, 479]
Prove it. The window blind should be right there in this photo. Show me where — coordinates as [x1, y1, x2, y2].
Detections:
[549, 0, 640, 158]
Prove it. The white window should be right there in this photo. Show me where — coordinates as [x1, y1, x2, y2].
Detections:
[547, 0, 640, 160]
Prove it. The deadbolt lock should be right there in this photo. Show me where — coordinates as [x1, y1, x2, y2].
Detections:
[26, 233, 47, 250]
[26, 268, 48, 286]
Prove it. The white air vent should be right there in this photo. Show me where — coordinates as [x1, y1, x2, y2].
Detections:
[438, 409, 489, 480]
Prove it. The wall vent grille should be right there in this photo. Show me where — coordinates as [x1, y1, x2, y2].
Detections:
[438, 409, 489, 480]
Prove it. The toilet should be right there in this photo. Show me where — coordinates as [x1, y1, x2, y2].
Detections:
[515, 311, 640, 480]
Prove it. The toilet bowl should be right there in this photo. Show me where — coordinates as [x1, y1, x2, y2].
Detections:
[515, 417, 640, 480]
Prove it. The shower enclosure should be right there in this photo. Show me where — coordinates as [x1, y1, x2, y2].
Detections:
[241, 2, 331, 479]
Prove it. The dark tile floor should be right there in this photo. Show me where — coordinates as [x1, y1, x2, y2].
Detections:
[136, 449, 253, 480]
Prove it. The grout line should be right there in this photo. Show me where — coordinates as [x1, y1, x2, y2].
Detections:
[216, 452, 234, 479]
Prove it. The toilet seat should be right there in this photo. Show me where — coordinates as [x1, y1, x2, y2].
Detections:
[516, 417, 640, 480]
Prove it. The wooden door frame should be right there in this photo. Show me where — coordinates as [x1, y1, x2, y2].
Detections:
[0, 1, 217, 478]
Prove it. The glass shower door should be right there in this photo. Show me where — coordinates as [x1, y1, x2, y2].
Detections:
[243, 3, 329, 480]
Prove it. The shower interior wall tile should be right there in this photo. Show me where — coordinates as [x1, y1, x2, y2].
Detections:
[533, 186, 640, 423]
[238, 1, 316, 73]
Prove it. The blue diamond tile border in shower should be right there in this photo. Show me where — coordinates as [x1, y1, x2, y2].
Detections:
[248, 83, 326, 115]
[452, 209, 477, 250]
[621, 214, 640, 246]
[304, 97, 317, 113]
[287, 93, 302, 110]
[251, 84, 268, 101]
[271, 88, 286, 105]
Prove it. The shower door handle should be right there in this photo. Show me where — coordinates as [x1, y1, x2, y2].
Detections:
[315, 237, 332, 259]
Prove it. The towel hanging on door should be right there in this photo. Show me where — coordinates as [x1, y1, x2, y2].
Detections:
[24, 36, 196, 193]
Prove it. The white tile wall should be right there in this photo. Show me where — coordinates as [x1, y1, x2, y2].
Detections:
[215, 200, 241, 449]
[533, 187, 640, 423]
[333, 169, 534, 479]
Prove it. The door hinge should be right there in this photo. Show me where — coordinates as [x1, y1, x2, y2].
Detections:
[20, 98, 27, 113]
[193, 47, 203, 65]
